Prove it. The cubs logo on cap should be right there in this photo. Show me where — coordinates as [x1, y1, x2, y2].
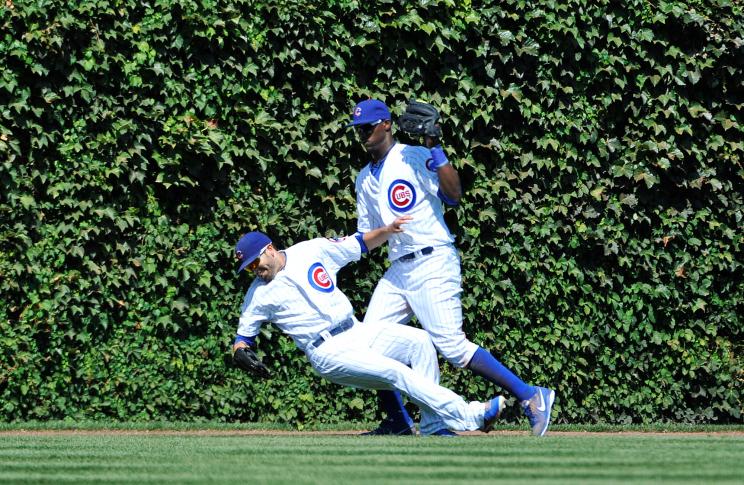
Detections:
[346, 99, 391, 127]
[387, 179, 416, 212]
[308, 262, 334, 292]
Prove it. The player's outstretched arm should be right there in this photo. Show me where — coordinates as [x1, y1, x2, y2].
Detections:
[363, 216, 412, 251]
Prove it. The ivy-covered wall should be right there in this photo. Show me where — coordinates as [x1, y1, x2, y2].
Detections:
[1, 0, 741, 424]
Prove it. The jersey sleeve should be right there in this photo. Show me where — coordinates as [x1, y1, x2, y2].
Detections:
[236, 281, 270, 338]
[408, 146, 441, 198]
[318, 236, 363, 274]
[355, 172, 373, 233]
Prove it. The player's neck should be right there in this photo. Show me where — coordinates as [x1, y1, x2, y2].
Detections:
[368, 137, 395, 162]
[369, 139, 396, 164]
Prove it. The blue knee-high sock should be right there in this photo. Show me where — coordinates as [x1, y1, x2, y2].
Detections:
[467, 347, 535, 401]
[378, 390, 413, 426]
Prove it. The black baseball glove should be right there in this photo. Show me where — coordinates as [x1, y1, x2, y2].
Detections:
[397, 100, 442, 138]
[233, 346, 271, 379]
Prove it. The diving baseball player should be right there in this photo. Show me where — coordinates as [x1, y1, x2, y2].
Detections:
[231, 216, 506, 435]
[346, 99, 555, 436]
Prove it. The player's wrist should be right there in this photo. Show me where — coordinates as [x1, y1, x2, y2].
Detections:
[429, 145, 449, 170]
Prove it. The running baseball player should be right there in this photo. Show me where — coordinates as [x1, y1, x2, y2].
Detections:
[346, 98, 555, 436]
[231, 216, 506, 435]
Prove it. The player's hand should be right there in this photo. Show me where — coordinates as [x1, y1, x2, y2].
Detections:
[424, 129, 440, 148]
[233, 345, 271, 379]
[363, 216, 413, 251]
[390, 215, 413, 233]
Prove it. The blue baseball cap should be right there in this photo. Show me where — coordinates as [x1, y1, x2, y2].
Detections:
[346, 99, 391, 127]
[235, 231, 271, 274]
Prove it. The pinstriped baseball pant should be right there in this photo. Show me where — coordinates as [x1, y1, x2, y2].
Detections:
[307, 320, 485, 434]
[363, 244, 479, 368]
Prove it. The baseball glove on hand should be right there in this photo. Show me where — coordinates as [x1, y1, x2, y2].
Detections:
[233, 346, 271, 379]
[398, 100, 442, 138]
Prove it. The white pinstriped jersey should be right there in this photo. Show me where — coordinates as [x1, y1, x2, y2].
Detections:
[236, 236, 360, 353]
[355, 143, 455, 261]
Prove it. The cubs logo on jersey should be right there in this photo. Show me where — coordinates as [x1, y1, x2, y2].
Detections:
[326, 236, 348, 243]
[387, 179, 416, 212]
[308, 262, 334, 293]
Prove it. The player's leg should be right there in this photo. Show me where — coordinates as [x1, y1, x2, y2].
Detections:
[466, 346, 555, 435]
[406, 246, 555, 434]
[360, 320, 447, 434]
[362, 274, 415, 434]
[308, 330, 492, 432]
[402, 246, 478, 367]
[408, 274, 476, 368]
[363, 272, 413, 325]
[405, 250, 535, 396]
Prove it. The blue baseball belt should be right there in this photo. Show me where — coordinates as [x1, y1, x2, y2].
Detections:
[312, 318, 355, 348]
[399, 246, 434, 261]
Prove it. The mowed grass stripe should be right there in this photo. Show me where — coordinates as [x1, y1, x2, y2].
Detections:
[0, 434, 741, 484]
[0, 467, 728, 483]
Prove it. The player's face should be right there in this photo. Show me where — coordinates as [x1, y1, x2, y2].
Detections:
[252, 246, 281, 282]
[245, 245, 269, 272]
[356, 119, 389, 150]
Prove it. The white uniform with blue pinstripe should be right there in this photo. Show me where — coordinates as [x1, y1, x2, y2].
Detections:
[356, 143, 479, 367]
[236, 235, 486, 434]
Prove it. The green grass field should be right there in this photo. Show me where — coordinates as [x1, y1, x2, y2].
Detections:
[1, 426, 742, 484]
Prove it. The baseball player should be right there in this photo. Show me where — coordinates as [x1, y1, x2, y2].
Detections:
[230, 216, 506, 435]
[346, 99, 555, 436]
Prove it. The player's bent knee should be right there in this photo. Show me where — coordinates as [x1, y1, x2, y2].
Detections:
[431, 338, 477, 368]
[408, 330, 439, 355]
[375, 367, 408, 387]
[443, 353, 469, 368]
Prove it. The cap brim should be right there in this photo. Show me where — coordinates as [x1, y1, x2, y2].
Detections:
[345, 118, 385, 128]
[236, 259, 251, 275]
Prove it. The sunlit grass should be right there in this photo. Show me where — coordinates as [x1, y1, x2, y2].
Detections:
[0, 427, 742, 484]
